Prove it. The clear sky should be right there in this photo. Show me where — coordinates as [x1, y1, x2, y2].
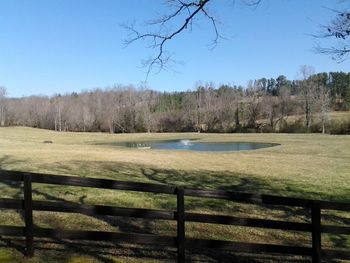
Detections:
[1, 0, 349, 97]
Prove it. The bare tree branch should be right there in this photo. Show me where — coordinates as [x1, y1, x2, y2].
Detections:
[123, 0, 265, 76]
[200, 6, 221, 49]
[243, 0, 262, 9]
[314, 9, 350, 61]
[123, 0, 224, 76]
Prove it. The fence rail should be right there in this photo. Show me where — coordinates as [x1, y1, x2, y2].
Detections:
[0, 170, 349, 262]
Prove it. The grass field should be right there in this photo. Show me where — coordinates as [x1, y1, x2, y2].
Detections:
[0, 127, 349, 262]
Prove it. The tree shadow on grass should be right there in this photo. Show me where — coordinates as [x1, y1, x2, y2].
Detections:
[33, 160, 317, 223]
[0, 158, 349, 261]
[140, 166, 313, 220]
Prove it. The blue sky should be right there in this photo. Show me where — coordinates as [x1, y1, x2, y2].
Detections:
[0, 0, 349, 97]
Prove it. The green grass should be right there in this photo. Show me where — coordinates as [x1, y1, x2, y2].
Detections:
[0, 127, 349, 262]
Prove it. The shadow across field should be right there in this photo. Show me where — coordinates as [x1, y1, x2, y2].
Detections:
[0, 237, 313, 263]
[0, 158, 349, 262]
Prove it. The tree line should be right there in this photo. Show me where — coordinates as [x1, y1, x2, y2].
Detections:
[1, 67, 349, 134]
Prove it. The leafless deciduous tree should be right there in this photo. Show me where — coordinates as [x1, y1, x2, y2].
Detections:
[2, 71, 348, 134]
[124, 0, 349, 76]
[124, 0, 215, 75]
[300, 65, 317, 130]
[245, 80, 263, 129]
[262, 94, 279, 130]
[315, 8, 350, 61]
[124, 0, 261, 75]
[298, 65, 332, 132]
[276, 85, 291, 129]
[0, 87, 7, 126]
[318, 84, 331, 134]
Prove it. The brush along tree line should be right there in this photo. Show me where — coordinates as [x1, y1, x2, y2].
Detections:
[1, 68, 349, 134]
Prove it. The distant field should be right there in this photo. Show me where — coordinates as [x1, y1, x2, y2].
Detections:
[287, 110, 350, 123]
[256, 110, 350, 134]
[0, 127, 349, 262]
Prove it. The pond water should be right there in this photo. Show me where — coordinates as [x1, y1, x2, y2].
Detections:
[118, 140, 277, 152]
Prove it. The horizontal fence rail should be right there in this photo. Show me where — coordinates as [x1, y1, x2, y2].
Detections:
[0, 170, 349, 262]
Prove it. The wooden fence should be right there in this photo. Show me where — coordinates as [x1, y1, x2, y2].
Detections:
[0, 170, 349, 262]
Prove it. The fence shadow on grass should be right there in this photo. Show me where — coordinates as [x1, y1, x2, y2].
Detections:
[0, 159, 349, 262]
[0, 236, 312, 263]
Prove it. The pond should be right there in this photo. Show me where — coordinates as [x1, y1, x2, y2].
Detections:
[118, 140, 278, 152]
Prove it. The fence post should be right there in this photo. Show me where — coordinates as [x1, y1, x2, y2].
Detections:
[311, 202, 321, 263]
[176, 187, 185, 263]
[23, 173, 34, 257]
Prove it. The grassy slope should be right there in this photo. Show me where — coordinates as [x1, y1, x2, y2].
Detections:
[1, 126, 349, 200]
[0, 127, 349, 262]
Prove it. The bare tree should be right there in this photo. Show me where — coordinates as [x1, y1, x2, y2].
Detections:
[80, 92, 95, 131]
[262, 94, 279, 130]
[124, 0, 262, 75]
[140, 89, 158, 133]
[195, 82, 221, 132]
[101, 89, 118, 133]
[245, 80, 263, 128]
[1, 73, 347, 134]
[53, 95, 63, 131]
[216, 85, 242, 131]
[182, 91, 198, 131]
[124, 0, 348, 76]
[0, 87, 7, 126]
[315, 8, 350, 61]
[299, 65, 318, 130]
[124, 0, 217, 75]
[276, 85, 291, 130]
[318, 85, 331, 134]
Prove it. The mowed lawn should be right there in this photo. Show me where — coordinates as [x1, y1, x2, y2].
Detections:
[0, 127, 349, 262]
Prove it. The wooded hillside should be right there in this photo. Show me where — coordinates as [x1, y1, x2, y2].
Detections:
[1, 70, 350, 134]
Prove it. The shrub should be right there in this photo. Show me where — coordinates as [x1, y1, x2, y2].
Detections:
[310, 122, 322, 133]
[328, 118, 350, 134]
[279, 119, 308, 133]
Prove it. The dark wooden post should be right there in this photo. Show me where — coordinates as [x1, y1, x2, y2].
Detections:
[176, 187, 185, 263]
[24, 173, 34, 257]
[311, 202, 321, 263]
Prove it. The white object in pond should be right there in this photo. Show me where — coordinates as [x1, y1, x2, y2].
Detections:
[181, 140, 192, 146]
[138, 146, 151, 149]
